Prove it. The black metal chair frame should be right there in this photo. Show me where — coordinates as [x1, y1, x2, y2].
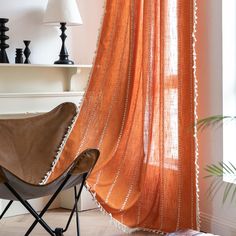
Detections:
[0, 172, 88, 236]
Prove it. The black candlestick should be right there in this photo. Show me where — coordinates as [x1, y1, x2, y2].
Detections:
[23, 40, 31, 64]
[54, 22, 74, 65]
[0, 18, 9, 63]
[15, 48, 23, 64]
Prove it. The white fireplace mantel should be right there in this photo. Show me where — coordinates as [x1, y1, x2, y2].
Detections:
[0, 63, 97, 216]
[0, 64, 91, 117]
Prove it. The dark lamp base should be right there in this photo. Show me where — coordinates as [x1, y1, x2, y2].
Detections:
[54, 59, 74, 65]
[54, 23, 75, 65]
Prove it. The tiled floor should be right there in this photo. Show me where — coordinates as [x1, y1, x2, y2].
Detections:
[0, 209, 217, 236]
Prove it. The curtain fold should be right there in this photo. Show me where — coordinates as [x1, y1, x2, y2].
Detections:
[46, 0, 198, 233]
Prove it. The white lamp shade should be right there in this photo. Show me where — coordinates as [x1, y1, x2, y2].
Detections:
[43, 0, 83, 26]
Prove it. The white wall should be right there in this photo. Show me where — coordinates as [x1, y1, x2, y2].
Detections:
[197, 1, 236, 235]
[71, 0, 105, 64]
[0, 0, 104, 65]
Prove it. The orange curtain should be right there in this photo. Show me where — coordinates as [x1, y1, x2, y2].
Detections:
[47, 0, 198, 233]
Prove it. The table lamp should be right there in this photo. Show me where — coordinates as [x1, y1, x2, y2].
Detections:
[43, 0, 83, 64]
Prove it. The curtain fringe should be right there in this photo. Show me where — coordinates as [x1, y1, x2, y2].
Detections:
[193, 0, 200, 231]
[39, 109, 80, 185]
[85, 183, 167, 235]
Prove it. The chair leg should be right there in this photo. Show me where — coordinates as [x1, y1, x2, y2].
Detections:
[55, 228, 64, 236]
[5, 182, 55, 236]
[0, 200, 13, 220]
[74, 186, 80, 236]
[24, 173, 72, 236]
[4, 173, 87, 236]
[62, 173, 87, 235]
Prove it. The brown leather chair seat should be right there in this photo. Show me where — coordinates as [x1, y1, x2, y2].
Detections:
[0, 102, 78, 185]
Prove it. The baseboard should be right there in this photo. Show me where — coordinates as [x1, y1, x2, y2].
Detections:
[200, 212, 236, 236]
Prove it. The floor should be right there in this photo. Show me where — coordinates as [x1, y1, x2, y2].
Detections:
[0, 209, 217, 236]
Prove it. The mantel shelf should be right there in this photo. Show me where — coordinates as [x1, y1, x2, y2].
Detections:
[0, 64, 92, 68]
[0, 64, 92, 92]
[0, 64, 90, 115]
[0, 91, 85, 98]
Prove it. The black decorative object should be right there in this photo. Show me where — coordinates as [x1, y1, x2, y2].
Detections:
[15, 48, 23, 64]
[0, 18, 9, 63]
[23, 40, 31, 64]
[54, 23, 74, 65]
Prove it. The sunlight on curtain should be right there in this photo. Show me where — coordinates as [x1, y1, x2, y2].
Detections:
[46, 0, 198, 233]
[166, 0, 178, 162]
[168, 0, 178, 76]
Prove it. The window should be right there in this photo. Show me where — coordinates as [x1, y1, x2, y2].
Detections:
[222, 0, 236, 182]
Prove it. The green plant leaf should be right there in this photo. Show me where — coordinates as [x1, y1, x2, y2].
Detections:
[207, 177, 223, 200]
[222, 162, 234, 174]
[229, 162, 236, 172]
[199, 115, 236, 203]
[197, 115, 236, 131]
[205, 162, 236, 203]
[223, 182, 233, 203]
[231, 184, 236, 202]
[205, 164, 223, 176]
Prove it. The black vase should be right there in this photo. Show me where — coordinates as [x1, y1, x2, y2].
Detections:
[15, 48, 23, 64]
[0, 18, 9, 63]
[23, 40, 31, 64]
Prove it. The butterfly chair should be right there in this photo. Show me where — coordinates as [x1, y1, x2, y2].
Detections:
[0, 102, 100, 236]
